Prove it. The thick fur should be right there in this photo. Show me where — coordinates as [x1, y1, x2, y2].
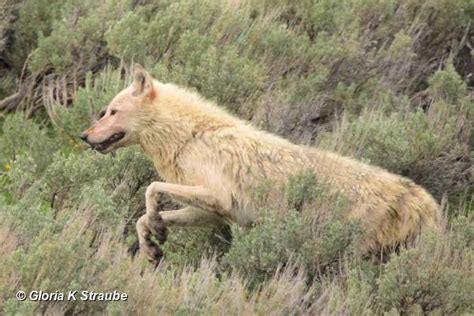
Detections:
[81, 65, 441, 261]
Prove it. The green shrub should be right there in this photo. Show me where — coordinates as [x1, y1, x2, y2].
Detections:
[53, 67, 126, 147]
[346, 264, 378, 315]
[107, 0, 221, 65]
[28, 0, 131, 72]
[2, 154, 39, 205]
[153, 30, 264, 112]
[9, 0, 64, 67]
[319, 108, 455, 175]
[376, 243, 473, 314]
[309, 215, 474, 315]
[0, 182, 55, 242]
[161, 226, 231, 268]
[285, 170, 324, 211]
[223, 209, 308, 285]
[40, 147, 156, 218]
[0, 71, 15, 101]
[224, 172, 359, 284]
[428, 62, 468, 104]
[0, 113, 58, 173]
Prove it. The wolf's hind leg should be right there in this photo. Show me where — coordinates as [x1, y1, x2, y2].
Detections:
[160, 206, 227, 227]
[137, 182, 231, 263]
[136, 206, 227, 263]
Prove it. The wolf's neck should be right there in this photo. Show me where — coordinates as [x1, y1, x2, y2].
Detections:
[139, 117, 192, 182]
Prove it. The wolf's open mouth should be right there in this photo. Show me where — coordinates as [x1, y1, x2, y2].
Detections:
[91, 132, 125, 151]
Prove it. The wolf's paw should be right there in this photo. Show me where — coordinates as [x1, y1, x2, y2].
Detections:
[147, 212, 168, 244]
[136, 215, 167, 264]
[142, 241, 164, 266]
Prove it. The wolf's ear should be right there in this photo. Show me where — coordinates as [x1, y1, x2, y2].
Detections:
[132, 64, 156, 99]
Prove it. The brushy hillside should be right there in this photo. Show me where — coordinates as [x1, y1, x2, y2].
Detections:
[0, 0, 472, 314]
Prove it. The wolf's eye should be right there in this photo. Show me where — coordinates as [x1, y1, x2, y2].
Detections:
[98, 110, 106, 119]
[110, 110, 118, 116]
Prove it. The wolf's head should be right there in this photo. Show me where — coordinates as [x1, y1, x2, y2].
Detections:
[80, 64, 157, 154]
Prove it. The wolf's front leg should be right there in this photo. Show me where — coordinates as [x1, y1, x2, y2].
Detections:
[135, 185, 170, 264]
[137, 181, 231, 263]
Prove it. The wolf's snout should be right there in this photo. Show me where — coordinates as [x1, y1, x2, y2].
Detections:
[79, 132, 89, 142]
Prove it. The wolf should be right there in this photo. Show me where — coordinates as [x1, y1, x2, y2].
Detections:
[80, 64, 441, 263]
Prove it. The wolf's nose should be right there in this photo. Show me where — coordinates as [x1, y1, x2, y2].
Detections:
[79, 132, 88, 142]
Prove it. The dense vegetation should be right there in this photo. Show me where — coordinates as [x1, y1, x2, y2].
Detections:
[0, 0, 472, 314]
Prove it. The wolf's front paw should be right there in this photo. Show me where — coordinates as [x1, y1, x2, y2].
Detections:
[136, 215, 166, 265]
[142, 241, 164, 265]
[147, 212, 168, 244]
